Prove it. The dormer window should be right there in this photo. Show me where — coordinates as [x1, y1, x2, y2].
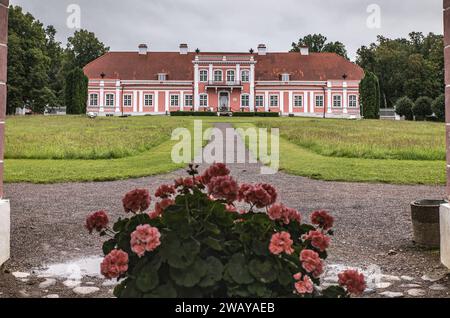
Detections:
[158, 73, 167, 81]
[281, 73, 290, 82]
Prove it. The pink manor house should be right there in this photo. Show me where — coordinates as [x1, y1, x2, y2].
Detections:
[83, 44, 364, 117]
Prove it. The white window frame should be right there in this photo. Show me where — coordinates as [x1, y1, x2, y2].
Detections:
[270, 94, 279, 107]
[241, 70, 250, 83]
[241, 94, 250, 107]
[158, 73, 167, 81]
[123, 94, 132, 107]
[144, 94, 153, 106]
[170, 94, 180, 107]
[199, 94, 208, 107]
[348, 95, 358, 108]
[184, 94, 193, 107]
[333, 95, 342, 108]
[105, 94, 115, 107]
[199, 70, 208, 82]
[293, 95, 303, 108]
[226, 70, 235, 83]
[281, 73, 290, 82]
[89, 93, 98, 106]
[214, 70, 223, 82]
[255, 95, 264, 108]
[315, 94, 324, 108]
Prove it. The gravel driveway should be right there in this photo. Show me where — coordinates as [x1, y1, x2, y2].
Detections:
[0, 123, 449, 298]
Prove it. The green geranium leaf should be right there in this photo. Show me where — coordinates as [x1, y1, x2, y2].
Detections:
[102, 239, 116, 255]
[251, 240, 270, 256]
[144, 282, 177, 298]
[249, 259, 278, 283]
[199, 257, 224, 287]
[203, 237, 223, 251]
[226, 253, 254, 285]
[136, 267, 159, 293]
[321, 286, 348, 298]
[160, 234, 200, 269]
[248, 282, 272, 297]
[170, 258, 207, 287]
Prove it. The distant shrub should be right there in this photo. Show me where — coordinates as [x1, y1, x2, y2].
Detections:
[394, 97, 414, 121]
[232, 112, 255, 117]
[431, 94, 445, 122]
[255, 112, 280, 117]
[170, 111, 216, 117]
[413, 97, 433, 121]
[65, 68, 88, 115]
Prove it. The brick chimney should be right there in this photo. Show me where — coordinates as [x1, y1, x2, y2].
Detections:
[300, 46, 309, 56]
[179, 43, 188, 55]
[257, 44, 267, 56]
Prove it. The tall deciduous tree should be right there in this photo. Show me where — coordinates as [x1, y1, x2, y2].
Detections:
[291, 34, 349, 59]
[359, 71, 380, 119]
[65, 29, 109, 69]
[65, 68, 88, 114]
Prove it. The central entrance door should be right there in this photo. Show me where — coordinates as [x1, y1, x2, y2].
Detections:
[219, 92, 230, 112]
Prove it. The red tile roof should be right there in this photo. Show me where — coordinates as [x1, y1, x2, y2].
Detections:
[83, 51, 364, 82]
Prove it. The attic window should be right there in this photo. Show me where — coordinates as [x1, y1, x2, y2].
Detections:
[158, 73, 167, 81]
[281, 73, 290, 82]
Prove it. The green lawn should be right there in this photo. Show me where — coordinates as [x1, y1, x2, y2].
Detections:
[3, 116, 446, 185]
[4, 116, 208, 183]
[234, 122, 445, 185]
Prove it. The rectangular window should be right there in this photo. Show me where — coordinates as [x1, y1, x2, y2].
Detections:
[144, 94, 153, 106]
[255, 95, 264, 108]
[123, 95, 132, 107]
[158, 74, 167, 81]
[348, 95, 358, 108]
[89, 94, 98, 106]
[270, 95, 279, 107]
[241, 70, 250, 83]
[227, 70, 235, 82]
[199, 94, 208, 107]
[315, 95, 324, 107]
[185, 95, 193, 107]
[170, 94, 180, 107]
[214, 70, 222, 82]
[333, 95, 342, 108]
[281, 74, 290, 82]
[199, 70, 208, 82]
[105, 94, 115, 107]
[294, 95, 303, 107]
[241, 95, 250, 107]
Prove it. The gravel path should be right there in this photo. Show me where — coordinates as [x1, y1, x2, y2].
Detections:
[1, 122, 449, 298]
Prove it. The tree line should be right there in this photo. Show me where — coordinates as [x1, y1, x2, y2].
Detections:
[292, 33, 444, 120]
[7, 5, 108, 115]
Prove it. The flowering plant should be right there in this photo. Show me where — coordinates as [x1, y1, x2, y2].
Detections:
[86, 163, 365, 298]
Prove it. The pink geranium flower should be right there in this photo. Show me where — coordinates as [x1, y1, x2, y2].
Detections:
[238, 183, 277, 208]
[207, 175, 239, 203]
[100, 249, 129, 279]
[294, 273, 314, 294]
[311, 210, 334, 231]
[201, 163, 230, 185]
[130, 224, 161, 257]
[300, 249, 324, 278]
[122, 189, 151, 213]
[268, 203, 302, 224]
[151, 198, 175, 219]
[155, 184, 176, 199]
[85, 210, 109, 234]
[338, 270, 367, 296]
[269, 232, 294, 255]
[302, 230, 331, 252]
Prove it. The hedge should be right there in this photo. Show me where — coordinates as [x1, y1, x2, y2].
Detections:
[170, 111, 280, 117]
[170, 111, 217, 117]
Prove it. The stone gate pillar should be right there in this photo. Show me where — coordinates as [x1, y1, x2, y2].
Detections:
[441, 0, 450, 269]
[0, 0, 10, 266]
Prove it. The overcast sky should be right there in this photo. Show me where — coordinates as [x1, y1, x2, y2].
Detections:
[10, 0, 443, 61]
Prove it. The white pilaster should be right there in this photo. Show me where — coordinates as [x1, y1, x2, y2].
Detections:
[280, 91, 284, 115]
[0, 200, 10, 266]
[343, 82, 348, 114]
[327, 81, 332, 114]
[264, 91, 269, 112]
[154, 91, 159, 113]
[194, 62, 200, 111]
[250, 63, 255, 112]
[180, 91, 184, 111]
[138, 91, 144, 113]
[133, 90, 138, 113]
[165, 91, 170, 112]
[304, 91, 309, 113]
[99, 80, 105, 112]
[208, 64, 213, 83]
[310, 91, 315, 114]
[236, 64, 241, 84]
[288, 91, 293, 114]
[115, 80, 121, 113]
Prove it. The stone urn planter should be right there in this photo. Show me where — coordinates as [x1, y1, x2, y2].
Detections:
[411, 200, 446, 248]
